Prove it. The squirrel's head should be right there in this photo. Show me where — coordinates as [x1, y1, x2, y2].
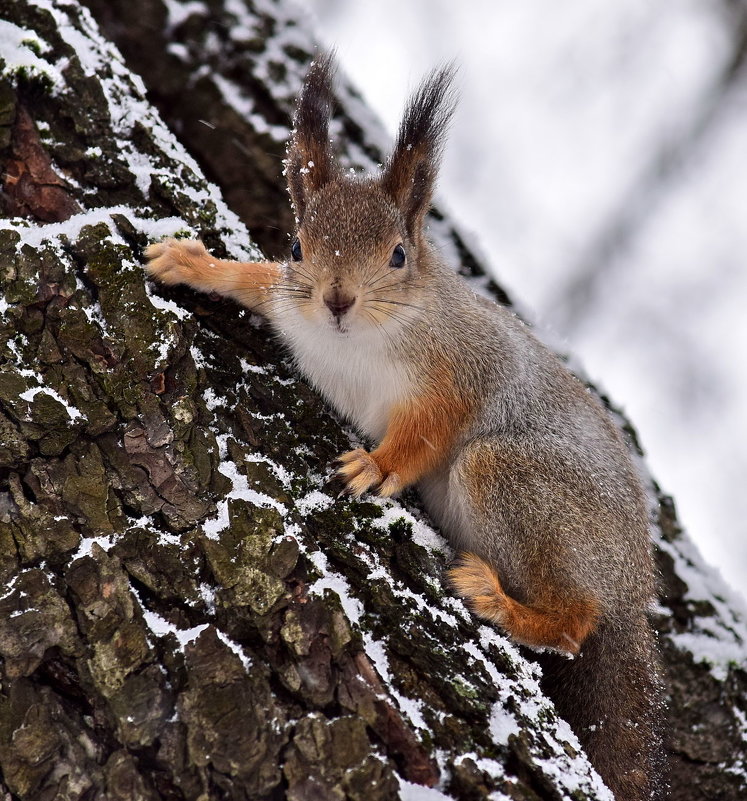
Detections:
[282, 53, 457, 336]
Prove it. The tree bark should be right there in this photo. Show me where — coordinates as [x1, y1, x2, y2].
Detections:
[0, 2, 745, 800]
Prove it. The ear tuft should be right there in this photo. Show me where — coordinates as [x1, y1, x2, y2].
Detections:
[285, 51, 339, 223]
[382, 63, 458, 236]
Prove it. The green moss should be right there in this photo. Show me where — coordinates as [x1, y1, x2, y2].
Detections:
[450, 676, 480, 700]
[327, 608, 353, 657]
[73, 224, 187, 385]
[8, 497, 80, 567]
[0, 416, 28, 469]
[0, 79, 15, 149]
[0, 569, 81, 678]
[231, 501, 284, 554]
[201, 514, 289, 616]
[4, 245, 41, 305]
[5, 64, 55, 93]
[88, 619, 152, 697]
[60, 444, 120, 533]
[170, 395, 196, 434]
[0, 685, 64, 796]
[115, 527, 204, 605]
[283, 713, 399, 800]
[280, 609, 308, 656]
[242, 459, 293, 507]
[0, 370, 31, 416]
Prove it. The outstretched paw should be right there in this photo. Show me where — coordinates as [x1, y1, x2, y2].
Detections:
[144, 238, 210, 286]
[333, 449, 402, 498]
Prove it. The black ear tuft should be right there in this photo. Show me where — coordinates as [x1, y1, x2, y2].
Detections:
[382, 63, 458, 237]
[285, 51, 339, 223]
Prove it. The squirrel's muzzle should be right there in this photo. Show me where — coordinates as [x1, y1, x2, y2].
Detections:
[323, 290, 356, 319]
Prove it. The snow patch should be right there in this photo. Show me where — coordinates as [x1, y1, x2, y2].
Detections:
[244, 453, 294, 489]
[307, 550, 364, 625]
[201, 445, 288, 540]
[163, 0, 207, 31]
[659, 532, 747, 679]
[295, 489, 335, 515]
[71, 535, 115, 561]
[362, 631, 429, 730]
[0, 20, 61, 87]
[142, 609, 208, 648]
[371, 501, 452, 555]
[215, 628, 252, 670]
[20, 386, 84, 421]
[397, 779, 456, 801]
[145, 281, 190, 320]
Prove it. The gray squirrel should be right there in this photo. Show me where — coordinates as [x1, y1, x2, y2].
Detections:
[145, 54, 664, 799]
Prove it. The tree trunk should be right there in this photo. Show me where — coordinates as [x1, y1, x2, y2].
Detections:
[0, 2, 745, 800]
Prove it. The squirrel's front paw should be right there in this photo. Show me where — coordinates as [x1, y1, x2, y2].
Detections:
[144, 238, 209, 286]
[333, 449, 402, 498]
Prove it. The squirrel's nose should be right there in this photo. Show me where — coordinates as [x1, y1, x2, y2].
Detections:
[324, 291, 355, 318]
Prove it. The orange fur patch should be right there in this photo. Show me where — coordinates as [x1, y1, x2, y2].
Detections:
[335, 364, 472, 497]
[448, 552, 599, 655]
[371, 384, 470, 489]
[145, 239, 281, 313]
[333, 377, 471, 497]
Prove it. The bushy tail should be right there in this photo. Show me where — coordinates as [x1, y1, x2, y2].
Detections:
[449, 552, 664, 799]
[537, 618, 665, 800]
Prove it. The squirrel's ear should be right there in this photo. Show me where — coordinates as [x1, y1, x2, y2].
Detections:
[382, 64, 457, 237]
[285, 52, 338, 224]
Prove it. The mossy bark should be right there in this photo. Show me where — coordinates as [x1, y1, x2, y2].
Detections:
[0, 2, 745, 800]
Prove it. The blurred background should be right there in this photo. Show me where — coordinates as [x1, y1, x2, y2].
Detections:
[299, 0, 747, 594]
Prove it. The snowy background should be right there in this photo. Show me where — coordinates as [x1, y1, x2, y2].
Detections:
[298, 0, 747, 594]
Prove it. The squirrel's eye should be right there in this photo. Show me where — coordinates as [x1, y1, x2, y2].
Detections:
[291, 238, 302, 261]
[389, 243, 406, 269]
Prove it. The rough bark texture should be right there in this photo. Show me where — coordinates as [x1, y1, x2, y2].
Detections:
[0, 2, 745, 800]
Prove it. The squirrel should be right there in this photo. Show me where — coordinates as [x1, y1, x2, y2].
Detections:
[145, 54, 664, 800]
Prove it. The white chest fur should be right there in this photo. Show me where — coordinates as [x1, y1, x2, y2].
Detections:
[275, 312, 413, 442]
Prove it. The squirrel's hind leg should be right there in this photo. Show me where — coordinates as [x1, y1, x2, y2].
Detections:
[448, 553, 599, 655]
[444, 438, 602, 655]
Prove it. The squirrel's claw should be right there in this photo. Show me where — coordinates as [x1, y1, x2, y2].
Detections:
[332, 449, 403, 498]
[144, 240, 168, 261]
[375, 472, 403, 497]
[333, 448, 387, 498]
[144, 237, 209, 285]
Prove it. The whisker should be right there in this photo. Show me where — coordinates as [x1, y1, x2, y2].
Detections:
[362, 308, 397, 349]
[285, 264, 317, 285]
[229, 282, 312, 294]
[271, 286, 313, 295]
[250, 294, 312, 310]
[268, 294, 313, 305]
[365, 303, 411, 327]
[363, 261, 392, 289]
[364, 279, 425, 293]
[261, 300, 313, 316]
[365, 297, 425, 312]
[268, 299, 312, 310]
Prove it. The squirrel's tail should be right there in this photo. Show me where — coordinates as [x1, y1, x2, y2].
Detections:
[449, 553, 664, 800]
[538, 619, 665, 800]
